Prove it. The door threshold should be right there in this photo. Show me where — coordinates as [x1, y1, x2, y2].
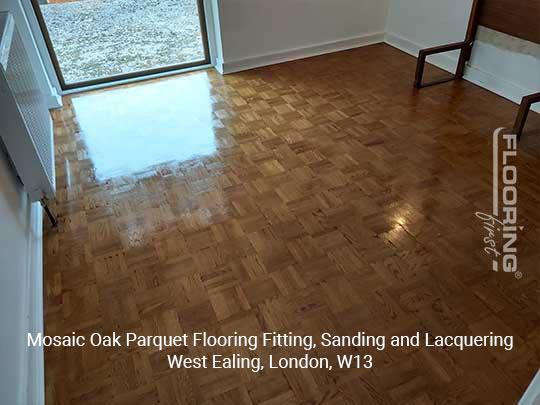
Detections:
[62, 64, 215, 96]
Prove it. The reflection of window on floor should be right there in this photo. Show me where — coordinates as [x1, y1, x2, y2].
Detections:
[72, 73, 216, 180]
[37, 0, 206, 85]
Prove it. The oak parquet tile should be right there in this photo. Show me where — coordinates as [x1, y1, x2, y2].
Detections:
[44, 44, 540, 404]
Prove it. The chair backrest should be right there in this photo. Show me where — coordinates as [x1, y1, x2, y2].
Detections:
[479, 0, 540, 44]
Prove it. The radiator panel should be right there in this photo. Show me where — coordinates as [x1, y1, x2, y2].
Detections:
[0, 12, 55, 201]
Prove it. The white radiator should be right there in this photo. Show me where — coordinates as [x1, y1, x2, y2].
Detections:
[0, 12, 55, 202]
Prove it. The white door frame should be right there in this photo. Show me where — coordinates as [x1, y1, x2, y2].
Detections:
[520, 370, 540, 405]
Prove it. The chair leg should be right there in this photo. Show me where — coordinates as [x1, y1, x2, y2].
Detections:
[414, 52, 427, 88]
[455, 42, 473, 79]
[413, 42, 468, 88]
[514, 93, 540, 141]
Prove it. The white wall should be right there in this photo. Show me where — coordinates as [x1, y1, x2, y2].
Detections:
[215, 0, 389, 73]
[385, 0, 540, 111]
[1, 0, 61, 108]
[0, 145, 44, 404]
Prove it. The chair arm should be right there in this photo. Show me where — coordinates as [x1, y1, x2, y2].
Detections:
[419, 41, 468, 57]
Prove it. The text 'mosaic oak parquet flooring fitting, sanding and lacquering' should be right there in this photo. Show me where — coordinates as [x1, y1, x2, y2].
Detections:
[44, 44, 540, 404]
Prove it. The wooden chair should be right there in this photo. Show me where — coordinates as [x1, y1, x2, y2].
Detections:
[413, 0, 540, 140]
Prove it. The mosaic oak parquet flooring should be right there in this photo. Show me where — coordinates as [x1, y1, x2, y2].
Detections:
[44, 44, 540, 404]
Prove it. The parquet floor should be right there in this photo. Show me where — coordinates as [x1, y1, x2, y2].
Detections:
[44, 44, 540, 404]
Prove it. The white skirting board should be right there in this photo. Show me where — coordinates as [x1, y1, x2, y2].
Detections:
[215, 32, 385, 74]
[384, 32, 540, 113]
[20, 202, 44, 405]
[214, 31, 539, 115]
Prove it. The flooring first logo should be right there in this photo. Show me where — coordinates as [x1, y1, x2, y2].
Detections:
[476, 128, 523, 278]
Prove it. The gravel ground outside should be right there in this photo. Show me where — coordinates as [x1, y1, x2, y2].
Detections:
[41, 0, 205, 84]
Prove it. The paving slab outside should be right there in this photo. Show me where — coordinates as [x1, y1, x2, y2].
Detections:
[40, 0, 206, 84]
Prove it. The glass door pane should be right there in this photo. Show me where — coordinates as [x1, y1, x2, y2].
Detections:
[33, 0, 209, 89]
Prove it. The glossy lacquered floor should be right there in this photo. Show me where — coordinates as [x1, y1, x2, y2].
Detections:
[44, 44, 540, 404]
[69, 73, 217, 180]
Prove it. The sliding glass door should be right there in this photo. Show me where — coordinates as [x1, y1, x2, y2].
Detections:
[32, 0, 210, 89]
